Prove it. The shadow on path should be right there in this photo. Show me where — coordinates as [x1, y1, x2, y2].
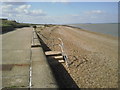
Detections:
[1, 26, 30, 34]
[0, 28, 15, 34]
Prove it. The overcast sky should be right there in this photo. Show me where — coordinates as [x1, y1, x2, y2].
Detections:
[0, 1, 118, 24]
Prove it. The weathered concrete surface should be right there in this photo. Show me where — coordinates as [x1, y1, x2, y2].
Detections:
[2, 27, 32, 88]
[2, 28, 32, 49]
[0, 34, 2, 89]
[2, 50, 30, 64]
[2, 28, 58, 88]
[31, 45, 58, 88]
[31, 31, 41, 47]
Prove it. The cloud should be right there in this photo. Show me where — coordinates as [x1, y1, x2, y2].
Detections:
[29, 10, 46, 16]
[0, 0, 26, 2]
[0, 3, 117, 24]
[17, 4, 31, 9]
[0, 0, 69, 2]
[85, 10, 105, 14]
[1, 4, 47, 17]
[91, 10, 103, 14]
[15, 5, 31, 14]
[1, 4, 15, 13]
[51, 0, 68, 2]
[2, 2, 27, 5]
[0, 0, 119, 2]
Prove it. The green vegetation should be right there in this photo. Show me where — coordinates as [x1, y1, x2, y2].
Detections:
[0, 18, 30, 33]
[1, 19, 30, 27]
[44, 24, 56, 27]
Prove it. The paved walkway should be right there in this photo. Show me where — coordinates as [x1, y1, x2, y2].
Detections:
[2, 27, 58, 88]
[2, 27, 33, 88]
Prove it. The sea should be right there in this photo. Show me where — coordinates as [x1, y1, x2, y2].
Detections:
[68, 24, 118, 37]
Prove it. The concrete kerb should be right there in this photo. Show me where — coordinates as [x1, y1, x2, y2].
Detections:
[30, 29, 58, 88]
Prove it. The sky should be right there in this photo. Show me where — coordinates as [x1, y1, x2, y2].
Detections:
[0, 1, 118, 24]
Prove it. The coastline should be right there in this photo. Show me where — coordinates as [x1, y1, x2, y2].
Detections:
[67, 24, 118, 37]
[65, 25, 118, 40]
[36, 25, 118, 88]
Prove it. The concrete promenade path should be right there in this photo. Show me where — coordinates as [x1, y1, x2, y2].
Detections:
[2, 27, 33, 88]
[1, 27, 58, 89]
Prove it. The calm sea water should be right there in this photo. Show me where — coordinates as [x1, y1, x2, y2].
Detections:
[69, 24, 118, 37]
